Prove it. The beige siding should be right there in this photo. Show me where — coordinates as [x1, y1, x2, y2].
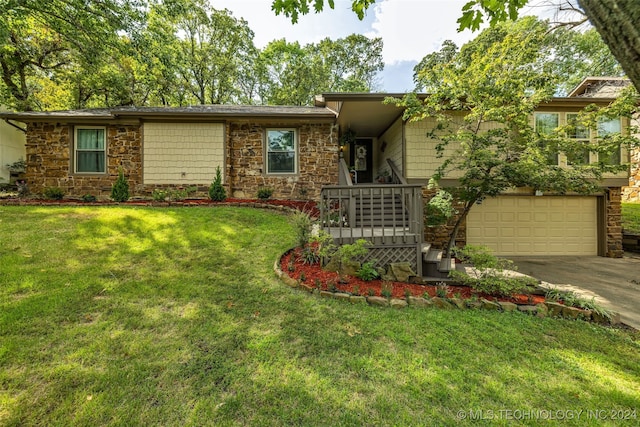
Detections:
[0, 117, 26, 181]
[143, 122, 224, 185]
[376, 117, 403, 176]
[467, 196, 598, 256]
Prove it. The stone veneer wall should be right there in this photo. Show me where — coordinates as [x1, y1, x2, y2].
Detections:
[25, 122, 142, 196]
[606, 187, 624, 257]
[622, 148, 640, 202]
[227, 121, 338, 200]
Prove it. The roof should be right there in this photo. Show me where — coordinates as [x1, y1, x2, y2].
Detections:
[0, 104, 337, 122]
[568, 76, 630, 97]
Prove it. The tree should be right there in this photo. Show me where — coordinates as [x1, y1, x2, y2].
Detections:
[389, 18, 638, 260]
[257, 35, 383, 105]
[414, 20, 624, 96]
[0, 0, 144, 110]
[271, 0, 640, 94]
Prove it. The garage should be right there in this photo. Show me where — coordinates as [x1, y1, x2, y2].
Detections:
[466, 196, 598, 256]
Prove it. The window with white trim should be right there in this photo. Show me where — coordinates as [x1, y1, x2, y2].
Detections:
[534, 112, 559, 165]
[75, 127, 106, 173]
[266, 129, 297, 174]
[566, 113, 591, 166]
[597, 117, 622, 165]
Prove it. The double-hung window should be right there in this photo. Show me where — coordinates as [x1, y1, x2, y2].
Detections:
[597, 118, 622, 165]
[566, 113, 591, 166]
[75, 127, 106, 173]
[266, 129, 296, 174]
[534, 112, 559, 165]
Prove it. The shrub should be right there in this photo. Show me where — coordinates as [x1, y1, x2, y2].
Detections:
[209, 166, 226, 201]
[449, 245, 537, 296]
[257, 187, 273, 200]
[111, 168, 130, 202]
[152, 189, 168, 202]
[357, 260, 379, 281]
[43, 187, 64, 200]
[82, 194, 97, 203]
[425, 190, 456, 226]
[381, 282, 393, 298]
[545, 288, 612, 319]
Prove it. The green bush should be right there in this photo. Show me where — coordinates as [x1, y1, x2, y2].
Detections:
[111, 168, 130, 202]
[43, 187, 64, 200]
[357, 261, 379, 281]
[257, 187, 273, 200]
[81, 194, 97, 203]
[425, 190, 456, 226]
[449, 245, 537, 296]
[152, 189, 168, 202]
[209, 166, 226, 201]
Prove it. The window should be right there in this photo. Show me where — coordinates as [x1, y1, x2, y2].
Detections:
[566, 113, 591, 166]
[597, 118, 621, 165]
[266, 129, 296, 174]
[534, 113, 559, 165]
[75, 127, 106, 173]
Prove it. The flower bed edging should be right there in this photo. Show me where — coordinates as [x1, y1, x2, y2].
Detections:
[273, 256, 622, 327]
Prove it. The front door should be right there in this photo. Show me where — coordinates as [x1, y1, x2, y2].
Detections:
[350, 139, 373, 183]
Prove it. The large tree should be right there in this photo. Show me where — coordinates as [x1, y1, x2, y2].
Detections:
[390, 17, 638, 259]
[272, 0, 640, 93]
[0, 0, 144, 110]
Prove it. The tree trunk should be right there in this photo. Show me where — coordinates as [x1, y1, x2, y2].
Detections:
[579, 0, 640, 93]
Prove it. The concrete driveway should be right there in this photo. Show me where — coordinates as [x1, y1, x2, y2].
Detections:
[509, 253, 640, 330]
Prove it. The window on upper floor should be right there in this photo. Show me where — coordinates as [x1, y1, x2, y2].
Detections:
[266, 129, 297, 174]
[75, 127, 106, 173]
[597, 118, 622, 165]
[534, 112, 559, 165]
[566, 113, 591, 166]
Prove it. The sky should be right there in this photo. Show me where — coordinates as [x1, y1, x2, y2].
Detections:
[212, 0, 479, 92]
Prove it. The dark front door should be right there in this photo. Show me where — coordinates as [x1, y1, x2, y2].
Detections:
[350, 139, 373, 183]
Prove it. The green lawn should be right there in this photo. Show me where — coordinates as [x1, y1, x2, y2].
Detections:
[1, 206, 639, 426]
[623, 202, 640, 234]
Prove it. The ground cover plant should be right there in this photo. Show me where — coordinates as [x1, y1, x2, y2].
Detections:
[1, 205, 639, 426]
[622, 202, 640, 234]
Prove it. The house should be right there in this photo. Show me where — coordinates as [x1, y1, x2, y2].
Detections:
[0, 107, 26, 183]
[0, 89, 631, 277]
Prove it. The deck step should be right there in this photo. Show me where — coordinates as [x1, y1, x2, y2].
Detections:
[424, 248, 442, 263]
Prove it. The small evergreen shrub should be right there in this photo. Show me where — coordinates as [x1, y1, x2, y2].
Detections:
[209, 166, 226, 201]
[257, 187, 273, 200]
[43, 187, 64, 200]
[152, 189, 168, 202]
[82, 194, 97, 203]
[111, 168, 130, 202]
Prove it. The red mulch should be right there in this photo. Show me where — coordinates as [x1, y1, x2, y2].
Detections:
[280, 247, 546, 304]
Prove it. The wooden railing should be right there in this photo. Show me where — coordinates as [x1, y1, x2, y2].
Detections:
[319, 184, 424, 245]
[338, 158, 353, 186]
[387, 159, 407, 185]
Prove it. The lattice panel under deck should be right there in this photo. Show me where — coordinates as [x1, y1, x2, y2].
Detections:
[363, 246, 418, 274]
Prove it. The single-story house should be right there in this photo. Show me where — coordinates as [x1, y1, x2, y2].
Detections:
[0, 89, 632, 275]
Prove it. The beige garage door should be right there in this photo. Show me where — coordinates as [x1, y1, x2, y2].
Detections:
[466, 196, 597, 256]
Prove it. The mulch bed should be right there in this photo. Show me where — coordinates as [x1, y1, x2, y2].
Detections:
[280, 247, 546, 305]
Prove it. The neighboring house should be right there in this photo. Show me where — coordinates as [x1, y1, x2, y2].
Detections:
[0, 90, 630, 276]
[0, 107, 26, 183]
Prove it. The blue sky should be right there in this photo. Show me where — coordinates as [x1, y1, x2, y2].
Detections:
[213, 0, 479, 92]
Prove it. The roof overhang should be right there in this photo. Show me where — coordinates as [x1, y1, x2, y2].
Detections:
[317, 93, 413, 138]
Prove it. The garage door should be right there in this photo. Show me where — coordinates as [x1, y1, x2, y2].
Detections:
[466, 196, 597, 256]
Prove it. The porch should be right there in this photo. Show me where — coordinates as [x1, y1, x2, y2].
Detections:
[320, 159, 426, 276]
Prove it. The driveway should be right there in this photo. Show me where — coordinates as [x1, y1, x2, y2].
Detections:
[508, 253, 640, 330]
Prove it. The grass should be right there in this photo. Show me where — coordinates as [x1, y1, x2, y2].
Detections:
[622, 202, 640, 234]
[1, 205, 639, 426]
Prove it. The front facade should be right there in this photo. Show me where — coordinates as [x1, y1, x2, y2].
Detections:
[0, 89, 632, 261]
